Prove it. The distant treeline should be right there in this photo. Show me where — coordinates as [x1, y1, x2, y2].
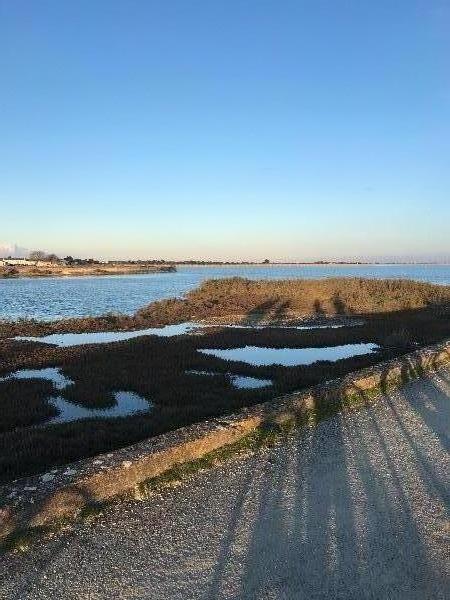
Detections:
[13, 253, 446, 266]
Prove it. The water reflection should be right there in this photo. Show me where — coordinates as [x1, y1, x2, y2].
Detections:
[187, 370, 272, 389]
[0, 367, 152, 426]
[199, 343, 379, 366]
[0, 367, 73, 390]
[47, 391, 152, 425]
[15, 322, 204, 347]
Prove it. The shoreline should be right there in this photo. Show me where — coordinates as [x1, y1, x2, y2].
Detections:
[177, 262, 450, 267]
[1, 276, 449, 339]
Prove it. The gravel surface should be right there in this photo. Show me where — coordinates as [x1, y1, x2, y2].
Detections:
[1, 368, 449, 600]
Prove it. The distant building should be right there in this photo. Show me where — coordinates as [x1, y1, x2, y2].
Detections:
[0, 258, 55, 267]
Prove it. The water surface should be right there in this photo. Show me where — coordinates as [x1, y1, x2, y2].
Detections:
[15, 320, 361, 347]
[0, 366, 152, 426]
[0, 367, 73, 390]
[16, 322, 204, 347]
[199, 343, 379, 366]
[230, 375, 273, 389]
[187, 370, 272, 389]
[47, 391, 151, 425]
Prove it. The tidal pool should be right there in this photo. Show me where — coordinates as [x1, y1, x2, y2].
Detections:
[47, 391, 152, 425]
[230, 375, 273, 389]
[199, 343, 379, 366]
[14, 322, 204, 347]
[187, 370, 272, 389]
[0, 367, 152, 426]
[226, 321, 363, 330]
[0, 367, 74, 390]
[13, 319, 364, 348]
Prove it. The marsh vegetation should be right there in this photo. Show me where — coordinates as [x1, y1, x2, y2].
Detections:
[0, 277, 449, 483]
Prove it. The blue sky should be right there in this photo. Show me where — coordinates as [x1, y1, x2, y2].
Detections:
[1, 1, 449, 261]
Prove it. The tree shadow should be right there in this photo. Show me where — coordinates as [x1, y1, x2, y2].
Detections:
[204, 452, 260, 599]
[331, 292, 354, 316]
[245, 300, 291, 325]
[1, 482, 99, 565]
[313, 299, 325, 316]
[202, 367, 449, 598]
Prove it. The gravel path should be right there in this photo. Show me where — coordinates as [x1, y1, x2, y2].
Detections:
[1, 368, 449, 600]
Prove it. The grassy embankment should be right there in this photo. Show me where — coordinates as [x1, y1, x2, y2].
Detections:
[0, 277, 449, 483]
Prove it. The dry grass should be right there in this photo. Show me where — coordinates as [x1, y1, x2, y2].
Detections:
[137, 277, 450, 323]
[2, 277, 449, 339]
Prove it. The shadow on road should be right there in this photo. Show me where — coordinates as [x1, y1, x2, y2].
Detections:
[203, 367, 449, 599]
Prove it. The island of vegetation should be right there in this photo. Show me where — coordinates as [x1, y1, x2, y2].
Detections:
[0, 251, 176, 278]
[1, 277, 449, 482]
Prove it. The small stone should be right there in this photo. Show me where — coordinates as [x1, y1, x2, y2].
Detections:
[41, 473, 55, 483]
[64, 468, 77, 476]
[24, 486, 37, 491]
[122, 461, 133, 469]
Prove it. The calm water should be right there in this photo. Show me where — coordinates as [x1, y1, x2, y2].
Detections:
[15, 322, 205, 347]
[0, 367, 73, 390]
[15, 320, 360, 347]
[199, 343, 379, 366]
[187, 370, 272, 389]
[0, 367, 151, 426]
[1, 264, 449, 322]
[48, 391, 151, 425]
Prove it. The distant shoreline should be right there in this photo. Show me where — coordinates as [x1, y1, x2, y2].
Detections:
[1, 261, 449, 280]
[0, 264, 176, 279]
[175, 262, 450, 267]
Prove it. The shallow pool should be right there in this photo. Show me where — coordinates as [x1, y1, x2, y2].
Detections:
[187, 370, 272, 389]
[199, 343, 379, 366]
[47, 391, 152, 425]
[0, 367, 152, 426]
[14, 322, 204, 347]
[0, 367, 74, 390]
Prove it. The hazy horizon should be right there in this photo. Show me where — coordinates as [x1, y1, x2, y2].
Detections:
[1, 1, 449, 259]
[1, 241, 449, 264]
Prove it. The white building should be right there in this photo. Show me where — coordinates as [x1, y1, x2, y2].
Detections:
[0, 258, 55, 267]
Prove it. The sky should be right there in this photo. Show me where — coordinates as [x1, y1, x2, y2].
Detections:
[1, 0, 449, 261]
